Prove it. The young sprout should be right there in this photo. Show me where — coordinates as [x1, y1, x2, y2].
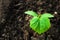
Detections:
[24, 10, 54, 34]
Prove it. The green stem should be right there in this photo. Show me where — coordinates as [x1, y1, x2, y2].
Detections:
[38, 14, 41, 18]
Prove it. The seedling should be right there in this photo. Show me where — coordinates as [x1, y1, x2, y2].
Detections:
[24, 10, 54, 34]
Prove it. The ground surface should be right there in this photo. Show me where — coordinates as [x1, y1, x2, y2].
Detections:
[0, 0, 60, 40]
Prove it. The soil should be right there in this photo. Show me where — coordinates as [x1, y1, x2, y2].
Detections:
[0, 0, 60, 40]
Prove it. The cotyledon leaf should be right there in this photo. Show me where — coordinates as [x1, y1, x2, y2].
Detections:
[41, 13, 54, 18]
[24, 10, 38, 17]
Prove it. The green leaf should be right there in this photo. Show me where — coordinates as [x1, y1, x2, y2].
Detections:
[30, 16, 51, 34]
[24, 10, 38, 17]
[39, 18, 51, 34]
[30, 17, 39, 31]
[41, 13, 54, 18]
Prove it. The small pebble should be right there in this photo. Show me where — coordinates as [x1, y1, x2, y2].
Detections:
[54, 11, 57, 14]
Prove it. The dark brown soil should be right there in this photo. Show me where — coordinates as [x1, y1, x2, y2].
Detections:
[0, 0, 60, 40]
